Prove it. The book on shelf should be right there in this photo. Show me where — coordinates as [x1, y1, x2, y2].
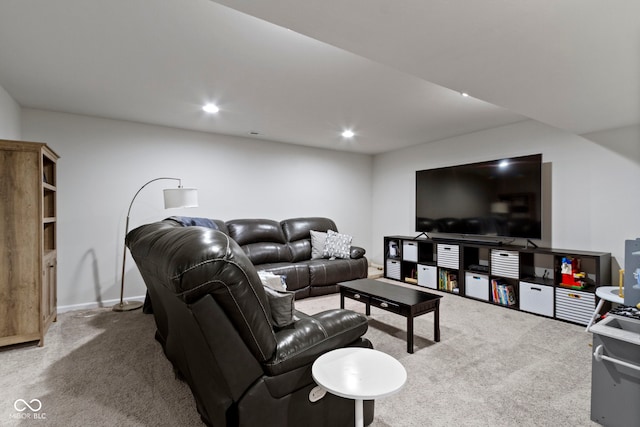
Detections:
[504, 284, 517, 306]
[498, 284, 508, 305]
[439, 270, 458, 292]
[491, 279, 500, 303]
[491, 279, 517, 306]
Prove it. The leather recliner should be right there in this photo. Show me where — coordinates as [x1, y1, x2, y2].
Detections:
[126, 221, 375, 426]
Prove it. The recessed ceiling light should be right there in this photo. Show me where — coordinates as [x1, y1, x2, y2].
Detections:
[499, 160, 509, 168]
[461, 92, 470, 97]
[342, 130, 355, 138]
[202, 103, 220, 113]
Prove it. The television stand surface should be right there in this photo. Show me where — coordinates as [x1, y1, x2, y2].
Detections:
[452, 235, 507, 246]
[461, 239, 503, 246]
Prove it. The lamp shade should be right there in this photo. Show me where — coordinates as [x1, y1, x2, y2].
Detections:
[163, 187, 199, 209]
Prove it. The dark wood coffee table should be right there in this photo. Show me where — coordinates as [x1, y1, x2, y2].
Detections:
[339, 278, 442, 353]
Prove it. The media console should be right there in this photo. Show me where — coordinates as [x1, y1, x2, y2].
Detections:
[384, 235, 612, 326]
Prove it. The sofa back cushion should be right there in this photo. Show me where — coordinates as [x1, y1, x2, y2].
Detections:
[227, 219, 292, 265]
[281, 217, 338, 262]
[287, 240, 312, 263]
[281, 217, 338, 241]
[242, 242, 293, 265]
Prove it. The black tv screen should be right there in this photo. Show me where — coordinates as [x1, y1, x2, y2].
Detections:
[415, 154, 542, 239]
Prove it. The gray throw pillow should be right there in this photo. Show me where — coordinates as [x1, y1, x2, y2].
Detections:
[310, 230, 327, 259]
[263, 285, 295, 327]
[323, 229, 352, 259]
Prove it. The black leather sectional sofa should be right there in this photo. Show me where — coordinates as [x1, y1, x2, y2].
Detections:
[165, 216, 369, 299]
[126, 218, 374, 426]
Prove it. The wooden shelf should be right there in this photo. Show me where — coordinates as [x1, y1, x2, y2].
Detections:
[0, 139, 59, 347]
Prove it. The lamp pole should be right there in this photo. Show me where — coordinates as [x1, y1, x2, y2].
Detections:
[113, 177, 182, 312]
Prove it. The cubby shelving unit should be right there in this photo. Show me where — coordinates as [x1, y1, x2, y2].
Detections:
[383, 235, 611, 326]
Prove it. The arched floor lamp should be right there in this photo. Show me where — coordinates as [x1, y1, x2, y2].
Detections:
[113, 177, 198, 312]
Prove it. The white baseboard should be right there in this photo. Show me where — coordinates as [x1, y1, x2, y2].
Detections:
[57, 295, 146, 313]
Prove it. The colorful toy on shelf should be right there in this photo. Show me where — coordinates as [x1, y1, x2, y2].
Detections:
[560, 256, 587, 289]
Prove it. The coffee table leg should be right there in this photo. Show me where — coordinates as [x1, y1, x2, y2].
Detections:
[434, 306, 440, 342]
[355, 398, 364, 427]
[340, 292, 345, 309]
[407, 315, 414, 354]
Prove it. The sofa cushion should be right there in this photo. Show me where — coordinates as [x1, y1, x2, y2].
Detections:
[281, 217, 338, 242]
[305, 257, 368, 287]
[264, 309, 369, 376]
[227, 219, 287, 246]
[257, 263, 310, 292]
[323, 230, 352, 259]
[287, 239, 311, 263]
[242, 242, 293, 265]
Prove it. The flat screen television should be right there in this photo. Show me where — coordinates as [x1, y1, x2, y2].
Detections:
[415, 154, 542, 240]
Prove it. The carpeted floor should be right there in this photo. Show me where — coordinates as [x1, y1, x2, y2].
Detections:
[0, 280, 599, 426]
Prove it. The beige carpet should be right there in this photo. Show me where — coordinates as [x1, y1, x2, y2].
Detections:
[0, 280, 598, 426]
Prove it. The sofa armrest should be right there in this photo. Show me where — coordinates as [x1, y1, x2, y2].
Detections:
[263, 309, 368, 376]
[350, 245, 366, 259]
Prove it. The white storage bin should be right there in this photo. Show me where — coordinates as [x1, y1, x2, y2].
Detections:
[555, 288, 595, 325]
[417, 264, 437, 289]
[403, 241, 418, 262]
[519, 281, 553, 317]
[491, 249, 519, 279]
[437, 244, 459, 269]
[386, 259, 401, 280]
[465, 272, 489, 301]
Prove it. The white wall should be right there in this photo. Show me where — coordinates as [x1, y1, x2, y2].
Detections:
[21, 109, 373, 310]
[0, 84, 21, 140]
[18, 108, 640, 308]
[371, 120, 640, 282]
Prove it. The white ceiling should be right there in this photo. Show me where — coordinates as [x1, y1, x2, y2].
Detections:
[0, 0, 637, 154]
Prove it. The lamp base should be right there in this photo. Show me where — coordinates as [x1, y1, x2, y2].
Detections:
[112, 300, 144, 312]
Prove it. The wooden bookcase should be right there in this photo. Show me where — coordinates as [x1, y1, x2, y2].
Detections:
[384, 235, 611, 326]
[0, 140, 59, 347]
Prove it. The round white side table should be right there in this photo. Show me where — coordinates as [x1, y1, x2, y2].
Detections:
[586, 286, 625, 332]
[312, 347, 407, 427]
